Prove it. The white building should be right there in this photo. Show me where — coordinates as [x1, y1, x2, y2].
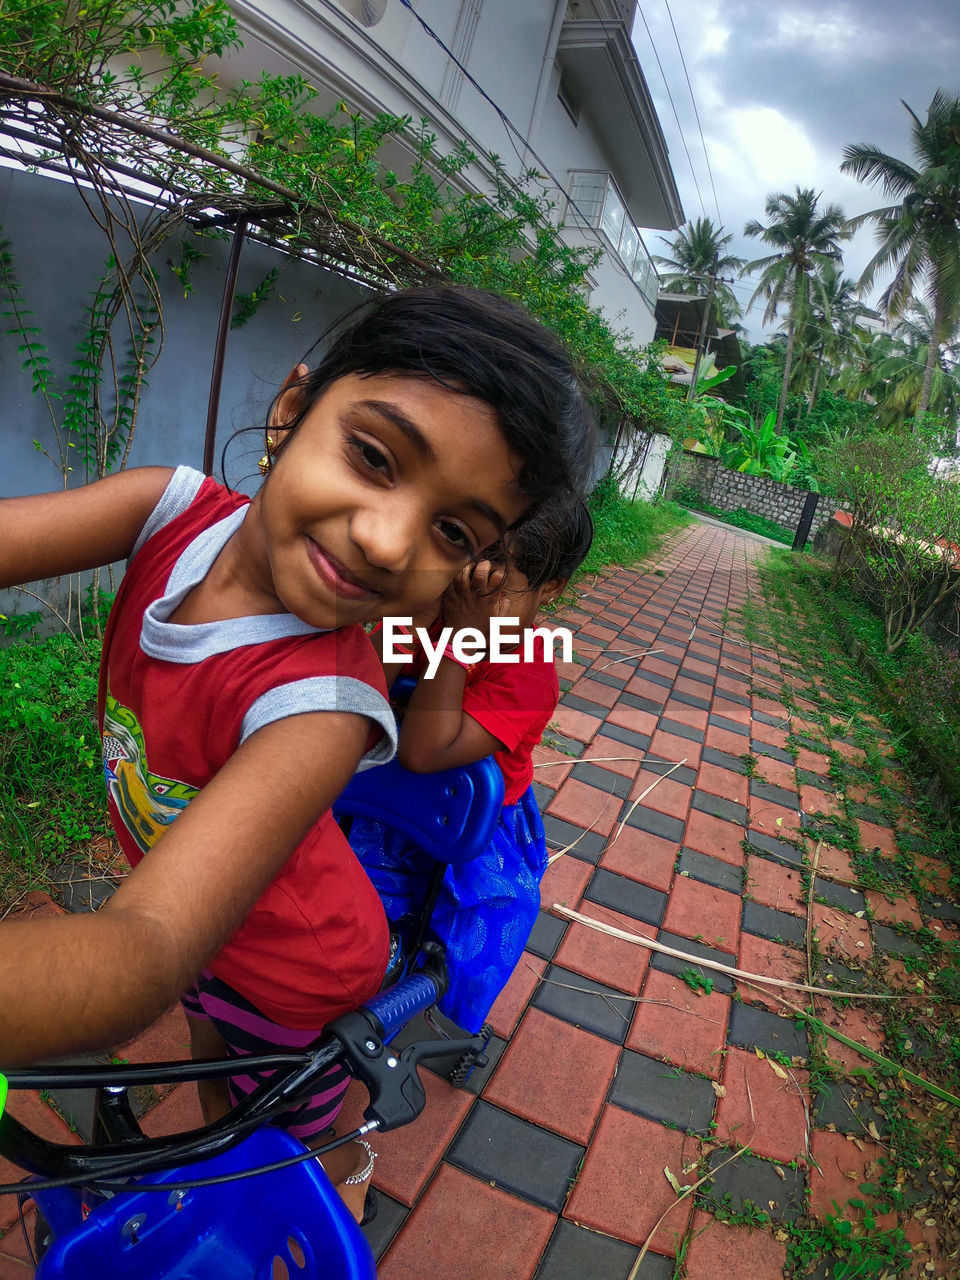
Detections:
[221, 0, 684, 347]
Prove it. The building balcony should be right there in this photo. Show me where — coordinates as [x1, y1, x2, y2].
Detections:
[565, 170, 659, 306]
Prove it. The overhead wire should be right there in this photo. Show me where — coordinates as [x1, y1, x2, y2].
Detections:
[662, 0, 722, 228]
[634, 4, 706, 221]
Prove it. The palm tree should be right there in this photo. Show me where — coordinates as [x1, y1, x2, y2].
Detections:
[654, 217, 745, 325]
[799, 263, 863, 416]
[742, 187, 851, 433]
[858, 302, 960, 429]
[841, 90, 960, 422]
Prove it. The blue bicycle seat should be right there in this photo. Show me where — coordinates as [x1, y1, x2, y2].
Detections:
[334, 755, 504, 864]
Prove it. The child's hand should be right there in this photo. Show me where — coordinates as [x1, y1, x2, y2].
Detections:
[441, 560, 508, 641]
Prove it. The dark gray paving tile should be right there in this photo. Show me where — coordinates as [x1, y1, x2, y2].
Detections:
[701, 1148, 806, 1222]
[702, 746, 750, 776]
[746, 832, 805, 866]
[813, 1080, 887, 1135]
[924, 895, 960, 922]
[752, 740, 796, 766]
[847, 801, 886, 826]
[447, 1102, 584, 1212]
[53, 865, 119, 913]
[541, 732, 586, 757]
[718, 665, 751, 684]
[793, 733, 827, 752]
[742, 900, 807, 947]
[562, 694, 613, 719]
[796, 768, 833, 793]
[678, 666, 715, 686]
[534, 1221, 656, 1280]
[677, 848, 744, 894]
[610, 1050, 716, 1135]
[813, 877, 866, 914]
[753, 709, 789, 728]
[638, 759, 699, 787]
[728, 1002, 809, 1059]
[621, 801, 685, 844]
[817, 958, 872, 992]
[620, 691, 665, 715]
[584, 670, 628, 691]
[542, 816, 608, 865]
[657, 717, 705, 744]
[691, 790, 748, 826]
[528, 910, 568, 960]
[571, 762, 632, 798]
[670, 688, 711, 711]
[605, 605, 635, 620]
[872, 923, 926, 958]
[651, 931, 734, 994]
[598, 722, 652, 752]
[750, 779, 800, 809]
[532, 782, 555, 811]
[361, 1188, 408, 1260]
[713, 687, 751, 708]
[585, 868, 667, 925]
[532, 965, 634, 1043]
[708, 714, 749, 738]
[637, 669, 674, 689]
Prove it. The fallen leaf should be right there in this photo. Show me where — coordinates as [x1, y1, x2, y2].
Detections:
[774, 1165, 786, 1179]
[867, 1121, 881, 1142]
[711, 1081, 726, 1098]
[769, 1060, 788, 1080]
[663, 1166, 691, 1196]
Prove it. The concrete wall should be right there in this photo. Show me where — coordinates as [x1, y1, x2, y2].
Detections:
[667, 451, 838, 539]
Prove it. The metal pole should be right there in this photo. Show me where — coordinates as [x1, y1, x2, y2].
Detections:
[686, 270, 716, 402]
[202, 215, 248, 477]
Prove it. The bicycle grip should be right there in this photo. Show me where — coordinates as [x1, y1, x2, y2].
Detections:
[362, 974, 440, 1040]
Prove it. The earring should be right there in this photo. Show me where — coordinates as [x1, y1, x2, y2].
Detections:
[258, 434, 276, 476]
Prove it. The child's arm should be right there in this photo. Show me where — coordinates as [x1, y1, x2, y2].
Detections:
[0, 707, 370, 1066]
[0, 467, 174, 588]
[397, 563, 506, 773]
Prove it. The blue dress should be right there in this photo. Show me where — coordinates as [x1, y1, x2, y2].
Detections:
[349, 785, 548, 1033]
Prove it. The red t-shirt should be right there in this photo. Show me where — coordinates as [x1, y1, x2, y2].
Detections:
[461, 636, 559, 805]
[98, 467, 395, 1029]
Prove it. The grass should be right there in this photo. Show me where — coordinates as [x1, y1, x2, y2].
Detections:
[674, 490, 797, 546]
[0, 629, 113, 908]
[576, 483, 690, 583]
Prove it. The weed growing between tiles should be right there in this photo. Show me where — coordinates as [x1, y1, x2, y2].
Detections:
[719, 549, 960, 1275]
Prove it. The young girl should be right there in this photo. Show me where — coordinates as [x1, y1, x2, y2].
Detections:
[352, 500, 593, 1034]
[0, 287, 594, 1212]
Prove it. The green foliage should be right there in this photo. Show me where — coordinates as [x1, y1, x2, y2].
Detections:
[578, 486, 689, 579]
[678, 969, 714, 995]
[672, 495, 796, 546]
[819, 428, 960, 651]
[0, 633, 110, 894]
[786, 1211, 912, 1278]
[232, 267, 280, 329]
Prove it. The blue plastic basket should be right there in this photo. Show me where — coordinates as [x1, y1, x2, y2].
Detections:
[34, 1127, 376, 1280]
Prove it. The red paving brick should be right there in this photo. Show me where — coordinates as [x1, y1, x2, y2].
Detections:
[683, 809, 747, 866]
[809, 1130, 893, 1225]
[662, 875, 740, 952]
[564, 1106, 696, 1254]
[683, 1210, 788, 1280]
[736, 934, 807, 1010]
[816, 842, 856, 881]
[818, 1003, 886, 1072]
[552, 702, 602, 743]
[628, 769, 692, 819]
[380, 1163, 554, 1280]
[697, 761, 748, 806]
[600, 826, 679, 891]
[547, 778, 621, 836]
[811, 902, 873, 960]
[745, 855, 805, 914]
[531, 744, 575, 787]
[140, 1081, 205, 1137]
[571, 677, 621, 708]
[484, 1009, 619, 1144]
[753, 753, 798, 792]
[553, 901, 655, 994]
[704, 723, 750, 756]
[715, 1048, 809, 1162]
[649, 727, 701, 768]
[605, 702, 659, 736]
[865, 889, 924, 930]
[539, 853, 593, 910]
[586, 734, 646, 778]
[857, 819, 899, 856]
[336, 1071, 473, 1207]
[800, 784, 843, 816]
[627, 970, 729, 1079]
[488, 952, 545, 1038]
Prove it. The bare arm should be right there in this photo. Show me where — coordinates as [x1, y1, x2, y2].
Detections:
[0, 708, 369, 1066]
[0, 467, 174, 589]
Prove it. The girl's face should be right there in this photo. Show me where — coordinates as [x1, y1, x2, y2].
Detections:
[243, 370, 528, 629]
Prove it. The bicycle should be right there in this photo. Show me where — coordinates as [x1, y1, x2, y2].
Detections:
[0, 749, 503, 1278]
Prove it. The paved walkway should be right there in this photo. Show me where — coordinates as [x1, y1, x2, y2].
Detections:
[1, 520, 955, 1278]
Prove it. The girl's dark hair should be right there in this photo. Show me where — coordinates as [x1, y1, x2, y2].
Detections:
[502, 499, 594, 589]
[274, 286, 596, 506]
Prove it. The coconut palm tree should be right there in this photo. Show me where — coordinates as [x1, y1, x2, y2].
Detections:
[862, 302, 960, 428]
[798, 263, 863, 416]
[654, 217, 745, 325]
[841, 90, 960, 422]
[742, 187, 851, 433]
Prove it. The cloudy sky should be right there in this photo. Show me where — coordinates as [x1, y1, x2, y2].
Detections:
[631, 0, 960, 339]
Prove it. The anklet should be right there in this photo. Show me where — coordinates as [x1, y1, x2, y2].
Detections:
[344, 1139, 377, 1185]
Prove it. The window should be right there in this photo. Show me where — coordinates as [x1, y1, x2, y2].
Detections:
[565, 171, 657, 303]
[557, 76, 579, 125]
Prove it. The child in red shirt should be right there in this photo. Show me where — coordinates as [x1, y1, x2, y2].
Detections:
[353, 501, 593, 1032]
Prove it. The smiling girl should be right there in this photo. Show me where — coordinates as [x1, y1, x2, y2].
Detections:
[0, 286, 594, 1214]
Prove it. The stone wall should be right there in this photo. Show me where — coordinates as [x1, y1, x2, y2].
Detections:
[668, 451, 839, 538]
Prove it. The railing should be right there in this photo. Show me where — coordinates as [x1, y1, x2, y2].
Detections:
[565, 169, 658, 305]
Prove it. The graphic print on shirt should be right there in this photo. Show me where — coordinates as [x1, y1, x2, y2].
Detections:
[102, 691, 197, 854]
